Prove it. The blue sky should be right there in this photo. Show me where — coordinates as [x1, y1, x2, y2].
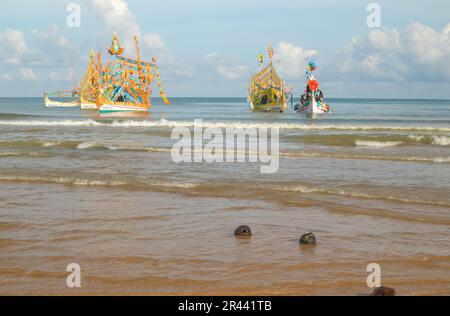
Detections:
[0, 0, 450, 98]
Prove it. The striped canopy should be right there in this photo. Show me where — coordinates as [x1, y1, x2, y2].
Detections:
[251, 63, 282, 89]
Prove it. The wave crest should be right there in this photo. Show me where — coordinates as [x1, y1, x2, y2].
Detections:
[431, 136, 450, 146]
[1, 119, 450, 132]
[355, 140, 402, 147]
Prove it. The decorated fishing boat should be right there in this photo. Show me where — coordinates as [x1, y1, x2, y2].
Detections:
[92, 34, 170, 113]
[247, 46, 289, 112]
[79, 50, 101, 110]
[294, 62, 330, 114]
[44, 89, 80, 108]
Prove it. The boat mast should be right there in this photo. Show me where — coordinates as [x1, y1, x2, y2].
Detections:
[134, 35, 144, 82]
[134, 35, 150, 105]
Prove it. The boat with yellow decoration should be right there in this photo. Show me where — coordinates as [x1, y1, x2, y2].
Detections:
[78, 33, 170, 112]
[247, 46, 290, 112]
[79, 50, 101, 110]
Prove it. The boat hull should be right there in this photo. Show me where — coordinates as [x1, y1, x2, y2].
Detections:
[98, 103, 149, 113]
[295, 96, 329, 114]
[249, 101, 287, 112]
[44, 97, 80, 108]
[45, 102, 80, 108]
[80, 102, 98, 110]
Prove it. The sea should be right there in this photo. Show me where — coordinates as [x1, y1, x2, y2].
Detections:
[0, 97, 449, 295]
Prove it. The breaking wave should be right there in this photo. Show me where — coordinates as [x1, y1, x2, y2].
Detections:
[0, 151, 51, 157]
[266, 184, 450, 207]
[0, 174, 198, 190]
[40, 141, 62, 147]
[407, 135, 450, 146]
[1, 119, 450, 132]
[282, 151, 450, 163]
[76, 142, 103, 150]
[75, 142, 171, 153]
[431, 136, 450, 146]
[0, 175, 127, 187]
[407, 135, 425, 142]
[355, 140, 403, 147]
[1, 137, 448, 164]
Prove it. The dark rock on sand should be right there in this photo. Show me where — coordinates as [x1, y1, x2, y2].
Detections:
[370, 286, 396, 296]
[234, 225, 252, 237]
[299, 232, 316, 245]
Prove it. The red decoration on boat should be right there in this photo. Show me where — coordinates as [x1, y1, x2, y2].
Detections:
[308, 79, 319, 92]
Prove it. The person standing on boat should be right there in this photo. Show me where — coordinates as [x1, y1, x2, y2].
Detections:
[316, 89, 324, 103]
[261, 94, 269, 105]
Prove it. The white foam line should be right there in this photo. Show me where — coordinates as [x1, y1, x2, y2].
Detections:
[431, 136, 450, 146]
[0, 174, 198, 190]
[1, 119, 449, 132]
[269, 185, 450, 207]
[355, 140, 402, 147]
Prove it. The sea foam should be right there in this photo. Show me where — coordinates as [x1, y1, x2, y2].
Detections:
[1, 119, 450, 132]
[431, 136, 450, 146]
[355, 140, 402, 147]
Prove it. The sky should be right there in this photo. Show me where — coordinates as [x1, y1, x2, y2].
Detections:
[0, 0, 449, 98]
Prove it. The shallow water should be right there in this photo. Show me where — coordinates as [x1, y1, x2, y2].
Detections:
[0, 97, 449, 295]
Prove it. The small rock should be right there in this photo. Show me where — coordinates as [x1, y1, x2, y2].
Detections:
[370, 286, 396, 296]
[299, 232, 316, 245]
[234, 225, 252, 237]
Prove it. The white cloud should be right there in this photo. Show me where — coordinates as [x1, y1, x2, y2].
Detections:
[331, 33, 408, 81]
[205, 53, 247, 80]
[5, 57, 21, 66]
[407, 22, 450, 79]
[0, 29, 27, 55]
[143, 33, 166, 52]
[0, 25, 73, 70]
[330, 22, 450, 82]
[274, 42, 317, 79]
[91, 0, 140, 52]
[90, 0, 171, 61]
[0, 29, 29, 67]
[20, 68, 36, 80]
[216, 64, 247, 80]
[32, 24, 69, 48]
[29, 24, 74, 67]
[368, 28, 402, 51]
[2, 74, 11, 81]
